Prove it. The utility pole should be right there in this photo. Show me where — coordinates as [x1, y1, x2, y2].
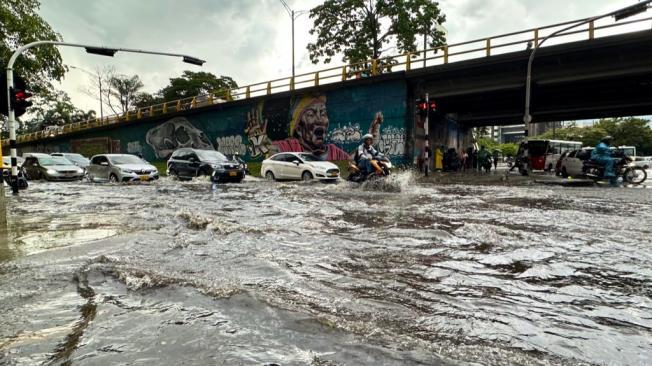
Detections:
[424, 93, 430, 176]
[280, 0, 308, 78]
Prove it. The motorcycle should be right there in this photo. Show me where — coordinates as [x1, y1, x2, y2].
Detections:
[347, 157, 392, 183]
[582, 151, 647, 185]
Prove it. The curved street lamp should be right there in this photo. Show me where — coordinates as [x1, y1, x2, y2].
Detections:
[5, 40, 205, 194]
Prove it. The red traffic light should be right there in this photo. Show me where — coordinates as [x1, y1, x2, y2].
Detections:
[9, 76, 33, 117]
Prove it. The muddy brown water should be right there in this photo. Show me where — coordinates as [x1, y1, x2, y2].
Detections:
[0, 174, 650, 365]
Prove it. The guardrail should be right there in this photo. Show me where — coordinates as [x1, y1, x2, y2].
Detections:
[7, 15, 652, 146]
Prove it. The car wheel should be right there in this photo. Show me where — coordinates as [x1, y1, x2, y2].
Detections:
[561, 167, 569, 178]
[265, 171, 275, 181]
[301, 171, 313, 181]
[168, 168, 179, 180]
[109, 173, 119, 183]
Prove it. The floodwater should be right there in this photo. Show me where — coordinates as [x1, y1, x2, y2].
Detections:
[0, 174, 651, 365]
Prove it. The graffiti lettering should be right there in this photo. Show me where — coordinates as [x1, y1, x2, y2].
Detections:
[378, 127, 406, 156]
[328, 124, 362, 144]
[216, 135, 247, 156]
[127, 141, 143, 154]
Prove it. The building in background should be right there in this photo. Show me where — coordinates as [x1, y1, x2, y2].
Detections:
[490, 122, 564, 143]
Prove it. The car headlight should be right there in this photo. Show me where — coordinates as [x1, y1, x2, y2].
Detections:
[212, 164, 224, 171]
[121, 168, 133, 173]
[76, 168, 84, 174]
[46, 169, 57, 174]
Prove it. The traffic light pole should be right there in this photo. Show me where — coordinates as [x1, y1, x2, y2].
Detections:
[5, 40, 205, 194]
[424, 93, 429, 177]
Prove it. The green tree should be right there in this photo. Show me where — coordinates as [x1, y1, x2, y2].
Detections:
[0, 0, 65, 92]
[306, 0, 446, 67]
[158, 71, 238, 102]
[22, 90, 93, 132]
[105, 74, 144, 114]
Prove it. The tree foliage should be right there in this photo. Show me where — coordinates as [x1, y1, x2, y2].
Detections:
[307, 0, 446, 67]
[22, 90, 94, 132]
[535, 118, 652, 155]
[105, 74, 145, 114]
[158, 71, 237, 102]
[0, 0, 65, 92]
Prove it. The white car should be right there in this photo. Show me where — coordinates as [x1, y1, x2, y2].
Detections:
[559, 148, 593, 177]
[633, 156, 651, 170]
[261, 152, 340, 181]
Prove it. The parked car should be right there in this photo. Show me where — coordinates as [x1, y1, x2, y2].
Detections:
[261, 152, 340, 182]
[22, 154, 84, 181]
[50, 153, 90, 172]
[633, 156, 651, 170]
[167, 148, 245, 182]
[559, 148, 593, 177]
[87, 154, 159, 183]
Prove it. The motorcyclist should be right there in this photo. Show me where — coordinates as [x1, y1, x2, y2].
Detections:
[590, 136, 618, 186]
[356, 134, 384, 175]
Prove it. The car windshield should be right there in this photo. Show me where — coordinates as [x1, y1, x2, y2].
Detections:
[196, 150, 227, 162]
[109, 155, 145, 165]
[39, 157, 73, 166]
[64, 154, 89, 164]
[298, 153, 321, 162]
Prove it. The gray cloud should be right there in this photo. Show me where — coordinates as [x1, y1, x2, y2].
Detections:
[37, 0, 647, 114]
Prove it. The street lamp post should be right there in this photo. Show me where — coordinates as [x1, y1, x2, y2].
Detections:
[523, 0, 651, 138]
[5, 40, 205, 194]
[69, 65, 104, 120]
[279, 0, 308, 77]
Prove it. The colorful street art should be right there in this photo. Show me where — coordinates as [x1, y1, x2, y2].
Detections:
[25, 80, 411, 165]
[146, 117, 213, 159]
[244, 105, 273, 158]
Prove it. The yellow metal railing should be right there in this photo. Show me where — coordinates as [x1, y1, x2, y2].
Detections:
[5, 15, 652, 146]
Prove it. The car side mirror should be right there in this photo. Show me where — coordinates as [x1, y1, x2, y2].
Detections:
[189, 157, 197, 163]
[292, 160, 301, 166]
[100, 161, 109, 166]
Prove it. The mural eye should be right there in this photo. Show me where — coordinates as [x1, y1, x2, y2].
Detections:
[175, 126, 191, 144]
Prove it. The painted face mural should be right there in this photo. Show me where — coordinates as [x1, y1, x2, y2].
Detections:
[146, 117, 213, 159]
[290, 96, 330, 155]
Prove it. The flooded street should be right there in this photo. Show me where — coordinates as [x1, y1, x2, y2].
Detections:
[1, 175, 651, 365]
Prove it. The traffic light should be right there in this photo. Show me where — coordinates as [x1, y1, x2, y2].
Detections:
[10, 76, 32, 117]
[415, 98, 437, 118]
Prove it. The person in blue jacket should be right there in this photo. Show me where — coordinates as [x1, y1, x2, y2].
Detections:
[590, 136, 618, 186]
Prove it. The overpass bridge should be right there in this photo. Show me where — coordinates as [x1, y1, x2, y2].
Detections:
[5, 14, 652, 164]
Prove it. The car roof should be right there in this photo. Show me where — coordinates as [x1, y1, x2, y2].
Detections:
[23, 153, 50, 157]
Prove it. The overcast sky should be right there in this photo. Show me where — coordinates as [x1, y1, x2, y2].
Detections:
[37, 0, 648, 114]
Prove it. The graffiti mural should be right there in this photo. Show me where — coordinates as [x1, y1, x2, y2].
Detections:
[328, 123, 362, 145]
[28, 80, 411, 164]
[244, 106, 273, 158]
[216, 135, 247, 156]
[272, 95, 352, 161]
[378, 127, 406, 156]
[146, 117, 213, 159]
[127, 141, 143, 154]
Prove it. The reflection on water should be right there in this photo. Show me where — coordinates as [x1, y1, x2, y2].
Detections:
[1, 176, 651, 365]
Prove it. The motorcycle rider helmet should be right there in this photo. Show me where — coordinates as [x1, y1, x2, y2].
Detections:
[601, 136, 614, 144]
[362, 133, 374, 142]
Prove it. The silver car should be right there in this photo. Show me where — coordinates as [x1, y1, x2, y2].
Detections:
[87, 154, 159, 183]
